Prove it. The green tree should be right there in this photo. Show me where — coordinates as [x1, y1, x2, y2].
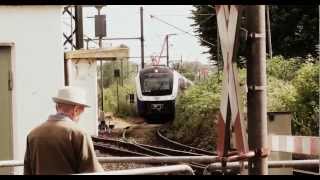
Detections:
[270, 6, 319, 58]
[190, 5, 219, 65]
[191, 5, 319, 63]
[190, 5, 250, 68]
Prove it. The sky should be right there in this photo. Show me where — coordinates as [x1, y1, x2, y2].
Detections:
[63, 5, 211, 66]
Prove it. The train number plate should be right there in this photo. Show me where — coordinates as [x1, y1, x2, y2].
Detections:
[151, 104, 164, 111]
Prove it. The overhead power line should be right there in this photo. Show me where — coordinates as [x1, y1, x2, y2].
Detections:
[148, 13, 215, 16]
[150, 14, 215, 47]
[197, 14, 215, 26]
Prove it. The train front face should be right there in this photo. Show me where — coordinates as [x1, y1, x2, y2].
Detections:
[137, 66, 175, 121]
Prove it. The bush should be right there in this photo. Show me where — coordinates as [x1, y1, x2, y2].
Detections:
[267, 76, 297, 112]
[291, 62, 320, 135]
[103, 79, 138, 118]
[266, 56, 303, 81]
[166, 56, 319, 151]
[267, 56, 319, 135]
[166, 73, 222, 151]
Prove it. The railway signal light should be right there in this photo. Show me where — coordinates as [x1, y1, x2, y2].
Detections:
[114, 69, 120, 77]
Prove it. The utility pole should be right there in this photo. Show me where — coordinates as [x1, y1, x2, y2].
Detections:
[95, 5, 105, 112]
[166, 34, 177, 67]
[75, 5, 83, 49]
[180, 55, 182, 70]
[140, 6, 145, 69]
[114, 69, 120, 114]
[166, 35, 169, 67]
[246, 5, 268, 175]
[217, 24, 220, 80]
[266, 5, 272, 58]
[121, 59, 124, 86]
[116, 74, 120, 113]
[127, 60, 129, 78]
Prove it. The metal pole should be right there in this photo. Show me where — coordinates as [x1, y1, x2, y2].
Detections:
[246, 5, 268, 175]
[217, 24, 221, 79]
[140, 6, 145, 69]
[96, 6, 104, 112]
[179, 55, 182, 70]
[85, 39, 89, 49]
[121, 59, 124, 86]
[77, 164, 195, 175]
[75, 5, 83, 49]
[97, 7, 102, 47]
[102, 37, 141, 40]
[0, 160, 23, 168]
[64, 59, 69, 86]
[266, 5, 272, 59]
[100, 60, 104, 111]
[2, 158, 319, 169]
[98, 156, 218, 164]
[70, 7, 74, 50]
[127, 59, 129, 78]
[166, 35, 169, 67]
[116, 77, 119, 113]
[206, 159, 320, 172]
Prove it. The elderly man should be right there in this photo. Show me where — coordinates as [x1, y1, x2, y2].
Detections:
[24, 86, 104, 175]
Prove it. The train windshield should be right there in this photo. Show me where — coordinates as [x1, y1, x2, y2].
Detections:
[140, 72, 173, 96]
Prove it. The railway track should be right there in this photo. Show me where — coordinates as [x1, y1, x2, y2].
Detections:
[156, 128, 216, 156]
[156, 128, 239, 156]
[92, 136, 208, 174]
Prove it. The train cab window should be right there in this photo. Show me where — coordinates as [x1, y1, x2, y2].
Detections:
[140, 67, 173, 96]
[143, 77, 170, 92]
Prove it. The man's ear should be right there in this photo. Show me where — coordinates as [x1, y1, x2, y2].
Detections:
[75, 105, 83, 114]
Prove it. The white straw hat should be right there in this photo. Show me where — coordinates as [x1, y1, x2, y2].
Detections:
[52, 86, 90, 107]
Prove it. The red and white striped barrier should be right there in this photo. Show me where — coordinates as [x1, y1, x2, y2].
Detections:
[269, 135, 320, 155]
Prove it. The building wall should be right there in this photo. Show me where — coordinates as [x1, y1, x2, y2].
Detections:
[68, 60, 98, 136]
[267, 112, 292, 175]
[268, 113, 292, 135]
[233, 112, 293, 174]
[0, 6, 64, 173]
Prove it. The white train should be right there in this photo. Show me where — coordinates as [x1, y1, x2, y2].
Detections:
[135, 66, 193, 123]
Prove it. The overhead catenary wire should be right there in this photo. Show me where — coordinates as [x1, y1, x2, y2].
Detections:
[150, 14, 215, 47]
[146, 13, 215, 16]
[196, 14, 215, 26]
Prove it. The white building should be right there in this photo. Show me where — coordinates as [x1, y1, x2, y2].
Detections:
[0, 6, 130, 174]
[65, 46, 129, 141]
[0, 5, 101, 174]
